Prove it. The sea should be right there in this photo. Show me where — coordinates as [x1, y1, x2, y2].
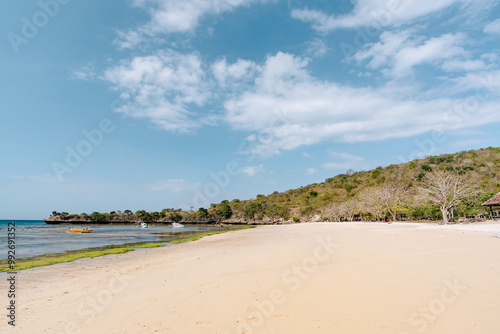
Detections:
[0, 219, 222, 260]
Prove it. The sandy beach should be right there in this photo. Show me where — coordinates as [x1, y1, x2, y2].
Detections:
[2, 222, 500, 333]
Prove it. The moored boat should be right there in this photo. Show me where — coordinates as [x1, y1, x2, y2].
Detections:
[69, 227, 93, 233]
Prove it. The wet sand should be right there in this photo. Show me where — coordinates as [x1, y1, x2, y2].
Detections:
[2, 222, 500, 333]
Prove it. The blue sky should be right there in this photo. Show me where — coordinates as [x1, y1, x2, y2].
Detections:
[1, 0, 500, 219]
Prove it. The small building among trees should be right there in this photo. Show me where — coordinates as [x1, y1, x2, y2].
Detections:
[482, 192, 500, 219]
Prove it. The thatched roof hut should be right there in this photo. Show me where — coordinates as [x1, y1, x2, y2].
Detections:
[482, 193, 500, 207]
[482, 192, 500, 219]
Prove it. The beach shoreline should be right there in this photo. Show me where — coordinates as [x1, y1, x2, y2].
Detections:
[0, 221, 239, 261]
[0, 225, 253, 272]
[2, 222, 500, 333]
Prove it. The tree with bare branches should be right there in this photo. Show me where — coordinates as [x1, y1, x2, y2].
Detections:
[341, 199, 359, 222]
[324, 199, 359, 222]
[324, 202, 343, 222]
[359, 183, 409, 221]
[418, 170, 476, 224]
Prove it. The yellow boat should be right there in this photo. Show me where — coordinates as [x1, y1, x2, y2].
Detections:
[70, 227, 93, 233]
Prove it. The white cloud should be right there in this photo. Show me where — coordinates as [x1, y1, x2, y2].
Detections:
[306, 168, 317, 175]
[305, 38, 329, 58]
[242, 164, 265, 176]
[99, 0, 500, 156]
[223, 52, 500, 157]
[114, 30, 144, 50]
[481, 53, 498, 63]
[291, 0, 481, 32]
[115, 0, 270, 48]
[212, 58, 258, 89]
[353, 31, 468, 77]
[448, 70, 500, 94]
[484, 18, 500, 35]
[72, 64, 97, 81]
[441, 59, 490, 72]
[97, 41, 499, 155]
[322, 152, 367, 171]
[352, 30, 414, 69]
[392, 34, 467, 76]
[103, 49, 209, 132]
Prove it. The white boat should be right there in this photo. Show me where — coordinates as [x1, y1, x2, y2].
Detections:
[172, 222, 184, 228]
[140, 222, 148, 228]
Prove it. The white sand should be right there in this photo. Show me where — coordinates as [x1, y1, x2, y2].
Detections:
[2, 222, 500, 333]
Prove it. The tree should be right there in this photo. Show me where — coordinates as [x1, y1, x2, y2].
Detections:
[196, 208, 209, 220]
[151, 211, 162, 221]
[91, 211, 105, 222]
[325, 199, 358, 222]
[244, 202, 262, 219]
[418, 170, 476, 224]
[267, 204, 290, 219]
[324, 202, 344, 222]
[135, 210, 152, 222]
[341, 199, 359, 221]
[209, 203, 233, 223]
[361, 183, 409, 221]
[168, 212, 183, 223]
[218, 203, 233, 219]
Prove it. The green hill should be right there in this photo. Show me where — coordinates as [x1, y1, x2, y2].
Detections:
[48, 147, 500, 224]
[223, 146, 500, 223]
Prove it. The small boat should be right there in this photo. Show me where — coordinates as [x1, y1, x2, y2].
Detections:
[70, 227, 93, 233]
[172, 222, 184, 228]
[80, 229, 93, 233]
[140, 222, 148, 228]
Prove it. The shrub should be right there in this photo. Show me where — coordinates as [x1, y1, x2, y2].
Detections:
[421, 165, 432, 172]
[217, 203, 233, 219]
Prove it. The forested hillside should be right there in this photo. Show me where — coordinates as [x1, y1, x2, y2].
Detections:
[225, 147, 500, 222]
[48, 147, 500, 224]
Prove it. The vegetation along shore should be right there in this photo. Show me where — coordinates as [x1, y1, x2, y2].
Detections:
[47, 147, 500, 225]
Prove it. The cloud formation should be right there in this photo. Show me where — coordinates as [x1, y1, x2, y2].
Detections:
[291, 0, 487, 32]
[223, 52, 500, 156]
[242, 164, 265, 176]
[116, 0, 270, 48]
[484, 18, 500, 35]
[212, 58, 259, 89]
[352, 31, 469, 77]
[103, 49, 209, 132]
[98, 0, 500, 157]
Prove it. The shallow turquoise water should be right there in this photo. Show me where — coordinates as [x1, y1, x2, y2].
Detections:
[0, 220, 220, 259]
